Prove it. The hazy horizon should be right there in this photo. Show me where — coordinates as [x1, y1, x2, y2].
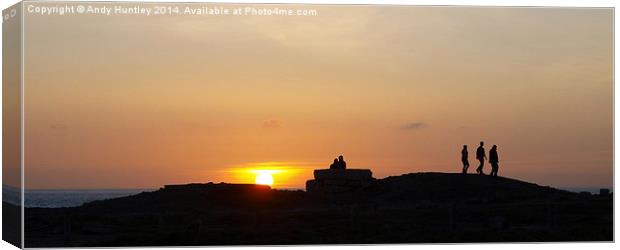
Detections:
[21, 3, 613, 190]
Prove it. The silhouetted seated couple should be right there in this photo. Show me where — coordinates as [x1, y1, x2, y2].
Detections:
[329, 155, 347, 170]
[461, 141, 500, 177]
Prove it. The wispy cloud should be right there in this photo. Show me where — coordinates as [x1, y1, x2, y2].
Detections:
[401, 122, 428, 130]
[50, 124, 69, 130]
[263, 119, 283, 128]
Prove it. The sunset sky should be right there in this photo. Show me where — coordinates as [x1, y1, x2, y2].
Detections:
[23, 4, 612, 189]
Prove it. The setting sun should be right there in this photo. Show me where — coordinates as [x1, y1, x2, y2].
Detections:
[226, 163, 315, 189]
[255, 173, 274, 186]
[251, 169, 279, 186]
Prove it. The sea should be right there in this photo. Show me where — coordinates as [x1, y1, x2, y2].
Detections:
[3, 186, 155, 208]
[1, 186, 612, 208]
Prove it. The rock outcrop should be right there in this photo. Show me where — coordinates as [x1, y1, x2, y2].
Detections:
[306, 169, 373, 193]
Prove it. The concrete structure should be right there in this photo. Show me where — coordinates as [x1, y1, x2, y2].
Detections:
[306, 169, 374, 193]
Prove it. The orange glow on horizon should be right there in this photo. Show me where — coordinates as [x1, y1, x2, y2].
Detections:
[227, 162, 315, 189]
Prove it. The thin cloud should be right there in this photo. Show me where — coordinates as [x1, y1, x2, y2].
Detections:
[263, 119, 283, 128]
[50, 124, 69, 130]
[401, 122, 428, 130]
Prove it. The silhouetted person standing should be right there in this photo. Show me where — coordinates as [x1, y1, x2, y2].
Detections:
[475, 141, 486, 175]
[338, 155, 347, 169]
[461, 145, 470, 174]
[329, 158, 339, 169]
[489, 145, 499, 177]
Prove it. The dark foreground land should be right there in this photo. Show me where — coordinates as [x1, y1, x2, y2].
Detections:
[23, 173, 612, 247]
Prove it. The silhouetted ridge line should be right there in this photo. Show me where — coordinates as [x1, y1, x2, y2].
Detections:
[22, 172, 612, 246]
[74, 172, 576, 212]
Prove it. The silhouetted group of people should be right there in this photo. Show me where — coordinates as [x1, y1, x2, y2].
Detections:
[329, 155, 347, 170]
[461, 141, 499, 176]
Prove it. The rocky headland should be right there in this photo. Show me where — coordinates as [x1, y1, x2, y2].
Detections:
[21, 172, 613, 247]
